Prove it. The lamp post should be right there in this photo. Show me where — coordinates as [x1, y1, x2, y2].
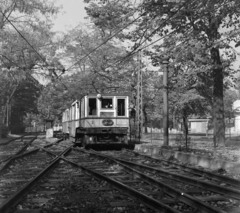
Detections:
[162, 57, 169, 146]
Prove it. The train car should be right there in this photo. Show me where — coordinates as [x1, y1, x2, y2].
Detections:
[62, 93, 130, 147]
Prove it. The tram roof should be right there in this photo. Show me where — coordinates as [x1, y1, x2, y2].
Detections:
[84, 93, 130, 97]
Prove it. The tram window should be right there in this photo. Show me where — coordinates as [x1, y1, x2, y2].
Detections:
[101, 98, 113, 109]
[117, 99, 125, 116]
[89, 98, 97, 115]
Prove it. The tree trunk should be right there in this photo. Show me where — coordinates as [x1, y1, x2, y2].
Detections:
[211, 47, 225, 147]
[182, 114, 188, 149]
[0, 111, 2, 139]
[143, 104, 148, 133]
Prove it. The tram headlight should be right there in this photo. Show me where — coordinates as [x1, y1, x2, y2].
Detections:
[97, 94, 102, 99]
[89, 137, 93, 143]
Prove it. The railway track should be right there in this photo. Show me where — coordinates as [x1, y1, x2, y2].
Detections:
[1, 136, 240, 212]
[85, 149, 240, 213]
[0, 135, 70, 212]
[0, 136, 163, 212]
[0, 135, 37, 164]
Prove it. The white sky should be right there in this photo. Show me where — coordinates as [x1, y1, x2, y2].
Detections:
[52, 0, 88, 32]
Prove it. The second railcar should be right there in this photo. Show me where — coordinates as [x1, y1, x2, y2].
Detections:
[62, 93, 130, 147]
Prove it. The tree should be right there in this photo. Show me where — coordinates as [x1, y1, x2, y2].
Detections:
[141, 0, 240, 146]
[60, 26, 138, 93]
[11, 76, 42, 133]
[37, 83, 70, 122]
[84, 0, 135, 37]
[85, 0, 240, 146]
[0, 0, 60, 136]
[224, 89, 238, 119]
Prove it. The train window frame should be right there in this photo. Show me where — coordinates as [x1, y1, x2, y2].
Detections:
[101, 98, 113, 109]
[88, 98, 97, 116]
[117, 98, 126, 116]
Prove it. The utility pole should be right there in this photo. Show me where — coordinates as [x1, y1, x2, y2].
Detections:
[136, 51, 143, 141]
[162, 58, 169, 146]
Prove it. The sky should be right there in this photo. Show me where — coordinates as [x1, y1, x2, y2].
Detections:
[52, 0, 88, 32]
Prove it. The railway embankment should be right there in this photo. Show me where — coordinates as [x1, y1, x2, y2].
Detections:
[135, 133, 240, 174]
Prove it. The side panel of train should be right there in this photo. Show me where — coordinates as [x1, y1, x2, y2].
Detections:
[62, 101, 79, 138]
[62, 94, 130, 146]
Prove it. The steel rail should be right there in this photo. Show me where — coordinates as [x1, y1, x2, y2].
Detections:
[0, 148, 40, 174]
[61, 156, 181, 213]
[0, 138, 64, 174]
[14, 136, 38, 155]
[43, 138, 64, 148]
[82, 149, 240, 200]
[0, 134, 29, 146]
[0, 137, 63, 164]
[81, 149, 226, 213]
[131, 150, 240, 188]
[0, 146, 72, 213]
[41, 147, 59, 157]
[111, 155, 240, 200]
[0, 136, 37, 163]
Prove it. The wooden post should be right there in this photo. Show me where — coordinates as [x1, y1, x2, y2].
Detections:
[162, 58, 169, 146]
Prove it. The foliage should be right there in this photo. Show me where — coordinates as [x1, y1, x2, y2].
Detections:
[0, 0, 60, 135]
[224, 89, 238, 118]
[144, 0, 240, 146]
[84, 0, 135, 37]
[84, 0, 240, 146]
[11, 75, 42, 133]
[13, 76, 42, 113]
[37, 82, 70, 122]
[60, 26, 138, 93]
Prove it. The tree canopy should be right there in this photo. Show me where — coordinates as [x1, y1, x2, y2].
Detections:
[0, 0, 60, 136]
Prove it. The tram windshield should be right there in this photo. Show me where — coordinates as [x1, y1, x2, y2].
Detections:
[101, 98, 113, 109]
